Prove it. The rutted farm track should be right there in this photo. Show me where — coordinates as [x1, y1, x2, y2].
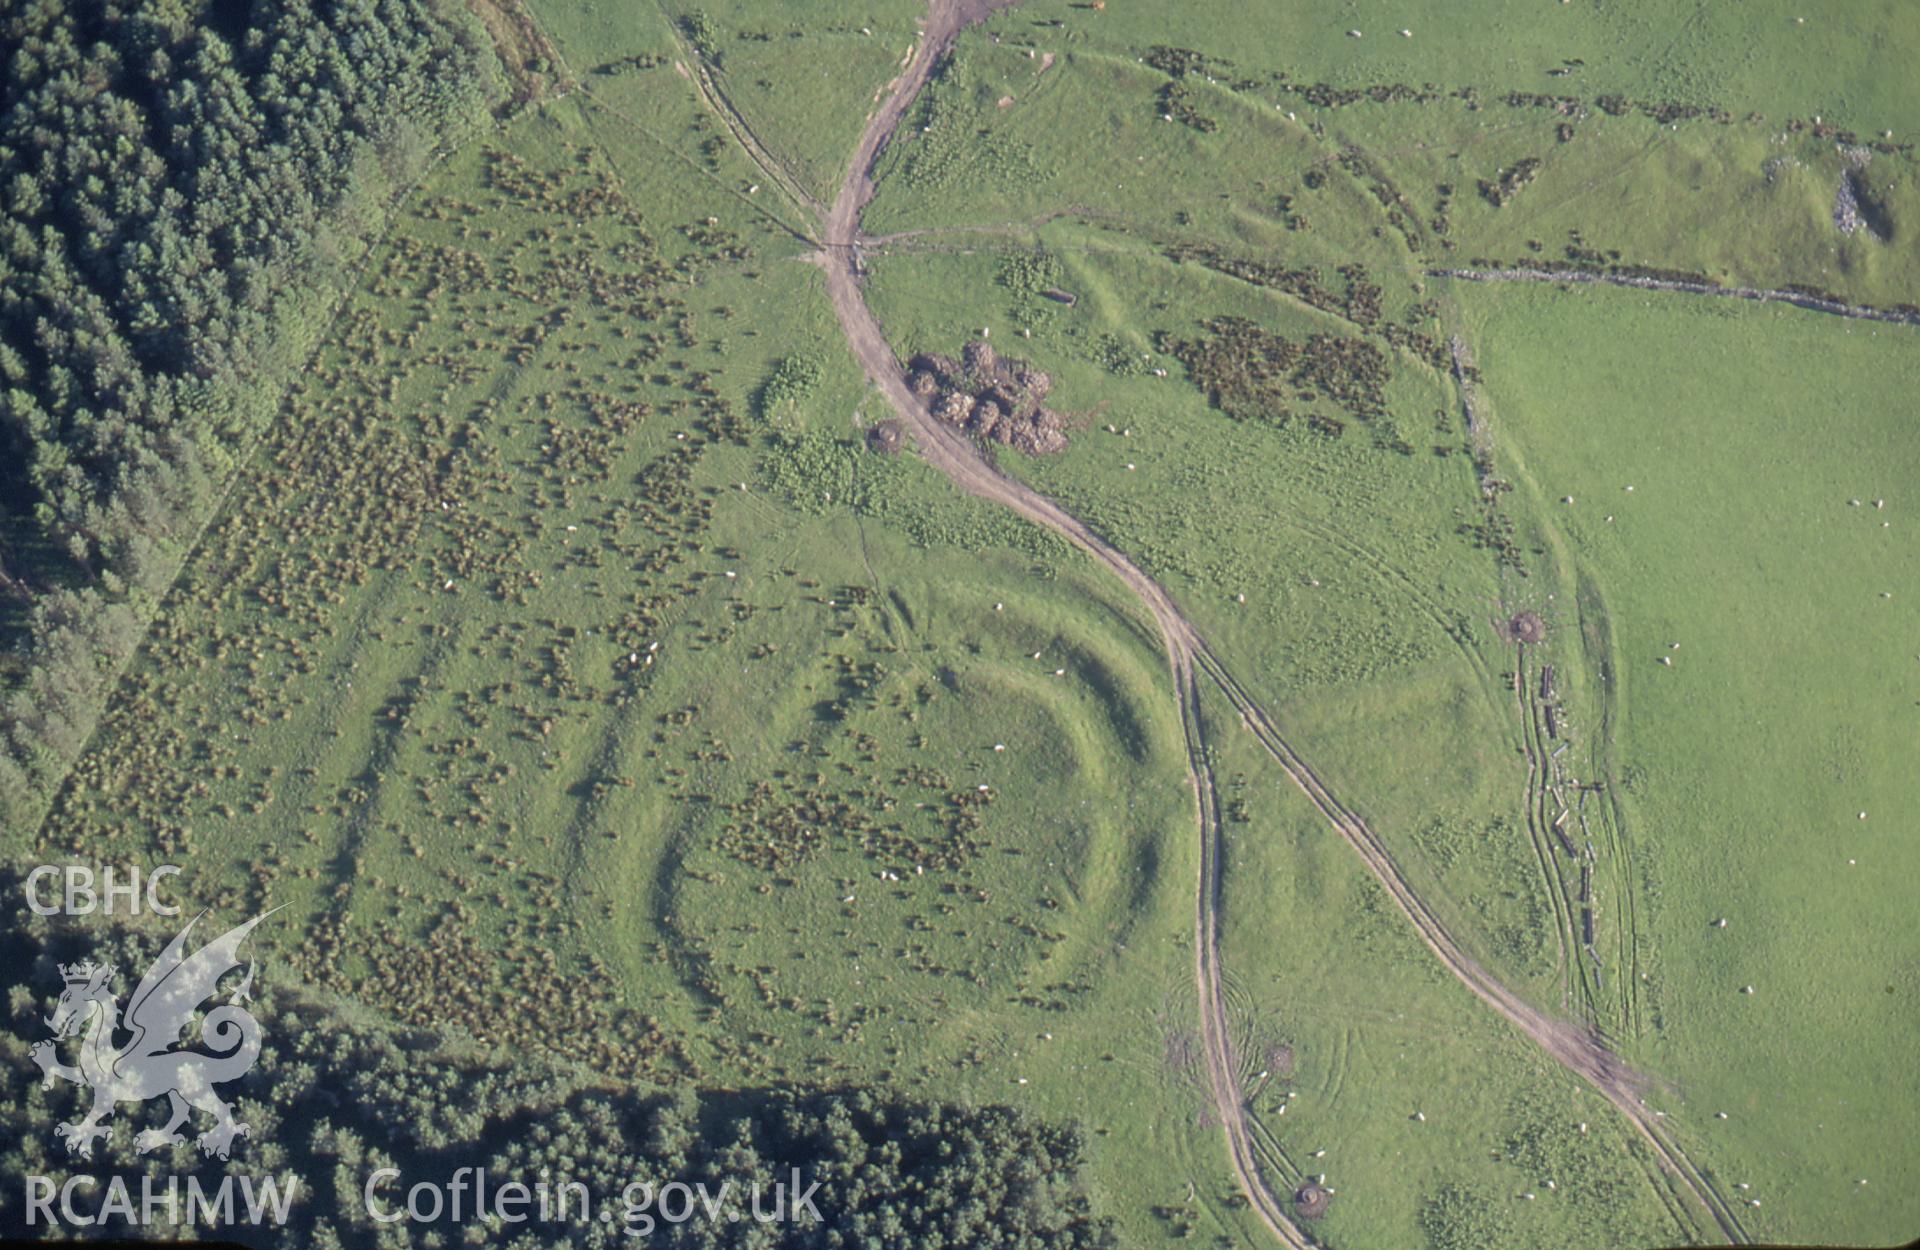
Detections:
[665, 0, 1749, 1241]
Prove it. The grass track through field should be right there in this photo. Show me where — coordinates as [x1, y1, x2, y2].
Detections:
[652, 3, 830, 227]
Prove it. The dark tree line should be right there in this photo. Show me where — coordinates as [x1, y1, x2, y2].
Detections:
[0, 0, 504, 823]
[0, 905, 1117, 1249]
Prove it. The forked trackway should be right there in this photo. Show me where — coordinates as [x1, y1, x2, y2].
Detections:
[802, 3, 1745, 1242]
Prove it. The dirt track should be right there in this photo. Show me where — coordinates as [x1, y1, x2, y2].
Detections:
[809, 3, 1744, 1243]
[816, 9, 1309, 1242]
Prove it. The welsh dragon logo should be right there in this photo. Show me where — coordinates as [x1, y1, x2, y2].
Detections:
[30, 909, 276, 1160]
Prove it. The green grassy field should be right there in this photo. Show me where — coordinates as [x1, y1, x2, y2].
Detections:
[18, 87, 1243, 1247]
[528, 0, 931, 208]
[10, 1, 1917, 1247]
[855, 65, 1919, 1232]
[857, 224, 1601, 1003]
[32, 97, 807, 1073]
[978, 0, 1920, 139]
[660, 0, 930, 203]
[1452, 281, 1920, 1244]
[1204, 679, 1689, 1250]
[864, 21, 1919, 311]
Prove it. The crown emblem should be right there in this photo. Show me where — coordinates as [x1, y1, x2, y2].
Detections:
[58, 960, 107, 986]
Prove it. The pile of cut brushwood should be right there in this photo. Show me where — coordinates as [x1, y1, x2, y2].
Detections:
[907, 341, 1069, 454]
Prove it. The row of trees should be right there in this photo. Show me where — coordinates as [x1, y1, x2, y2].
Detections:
[0, 0, 505, 825]
[0, 904, 1118, 1248]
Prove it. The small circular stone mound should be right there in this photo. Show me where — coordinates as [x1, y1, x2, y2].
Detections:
[1294, 1181, 1332, 1219]
[866, 419, 905, 454]
[1508, 610, 1547, 645]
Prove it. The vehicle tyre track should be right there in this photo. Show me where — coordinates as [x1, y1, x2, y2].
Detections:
[657, 4, 829, 227]
[1195, 648, 1745, 1242]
